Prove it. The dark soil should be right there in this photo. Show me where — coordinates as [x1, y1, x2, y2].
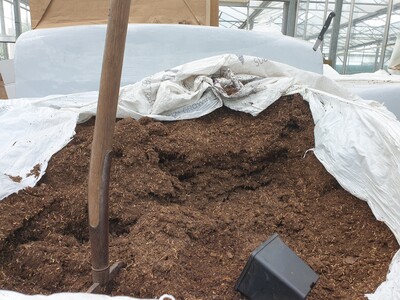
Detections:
[0, 94, 397, 299]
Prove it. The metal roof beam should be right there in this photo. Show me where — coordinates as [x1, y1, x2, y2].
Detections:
[239, 1, 272, 29]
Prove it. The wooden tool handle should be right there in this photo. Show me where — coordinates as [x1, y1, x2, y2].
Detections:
[89, 0, 131, 228]
[88, 0, 131, 283]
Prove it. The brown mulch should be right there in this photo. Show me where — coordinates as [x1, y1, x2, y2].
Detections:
[0, 94, 397, 299]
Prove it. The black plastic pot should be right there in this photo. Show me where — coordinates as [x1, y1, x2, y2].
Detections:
[235, 233, 319, 300]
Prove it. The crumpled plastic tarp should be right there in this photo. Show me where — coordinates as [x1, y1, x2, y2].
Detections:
[1, 54, 400, 299]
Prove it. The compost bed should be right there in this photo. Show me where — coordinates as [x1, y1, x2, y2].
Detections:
[0, 94, 397, 299]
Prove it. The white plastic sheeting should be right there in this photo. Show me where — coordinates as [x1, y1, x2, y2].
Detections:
[14, 24, 323, 98]
[1, 54, 400, 299]
[324, 70, 400, 119]
[0, 291, 175, 300]
[388, 35, 400, 75]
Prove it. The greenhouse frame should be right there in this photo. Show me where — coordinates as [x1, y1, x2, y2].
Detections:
[0, 0, 399, 74]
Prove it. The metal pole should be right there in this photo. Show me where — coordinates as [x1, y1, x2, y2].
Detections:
[13, 0, 22, 38]
[249, 18, 255, 30]
[294, 0, 301, 36]
[0, 0, 9, 59]
[329, 0, 343, 69]
[302, 0, 310, 40]
[246, 1, 250, 30]
[378, 0, 393, 70]
[286, 0, 297, 37]
[282, 2, 289, 35]
[374, 44, 380, 70]
[342, 0, 356, 74]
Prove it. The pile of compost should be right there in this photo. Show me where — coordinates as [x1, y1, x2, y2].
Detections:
[0, 94, 397, 299]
